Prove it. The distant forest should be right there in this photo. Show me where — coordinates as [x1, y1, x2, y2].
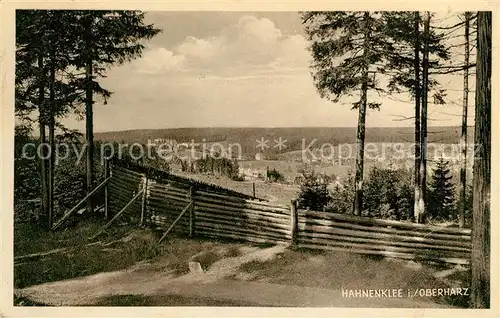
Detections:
[95, 126, 474, 158]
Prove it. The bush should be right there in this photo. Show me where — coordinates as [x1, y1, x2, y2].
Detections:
[326, 172, 354, 214]
[326, 168, 413, 220]
[362, 167, 413, 220]
[297, 171, 332, 211]
[14, 131, 106, 223]
[193, 156, 239, 179]
[231, 174, 245, 181]
[310, 164, 460, 223]
[266, 168, 285, 183]
[14, 127, 42, 222]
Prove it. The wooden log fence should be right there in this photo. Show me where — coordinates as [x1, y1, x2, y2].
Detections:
[106, 163, 472, 265]
[140, 176, 149, 225]
[157, 200, 193, 244]
[91, 188, 145, 240]
[104, 159, 110, 219]
[51, 175, 112, 231]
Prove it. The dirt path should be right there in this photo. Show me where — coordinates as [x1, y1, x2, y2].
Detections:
[16, 245, 449, 308]
[17, 271, 447, 307]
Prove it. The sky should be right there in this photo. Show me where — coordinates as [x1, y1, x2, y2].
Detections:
[60, 11, 474, 133]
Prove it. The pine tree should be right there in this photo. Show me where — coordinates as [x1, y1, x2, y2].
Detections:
[381, 12, 450, 99]
[379, 12, 451, 223]
[301, 12, 388, 215]
[458, 11, 472, 228]
[16, 10, 161, 221]
[16, 10, 83, 227]
[428, 158, 455, 220]
[413, 12, 422, 224]
[419, 12, 431, 223]
[297, 171, 331, 211]
[65, 11, 161, 214]
[471, 10, 491, 309]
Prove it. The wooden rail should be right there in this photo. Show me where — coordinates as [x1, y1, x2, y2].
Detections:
[91, 188, 144, 239]
[296, 210, 471, 265]
[157, 200, 193, 244]
[51, 176, 112, 230]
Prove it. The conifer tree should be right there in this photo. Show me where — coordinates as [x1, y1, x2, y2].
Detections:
[15, 10, 161, 222]
[297, 171, 331, 211]
[458, 11, 472, 228]
[16, 10, 83, 227]
[428, 158, 455, 220]
[301, 11, 387, 215]
[471, 10, 491, 309]
[420, 12, 431, 223]
[379, 11, 451, 223]
[67, 11, 161, 213]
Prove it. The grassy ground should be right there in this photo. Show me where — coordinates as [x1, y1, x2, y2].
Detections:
[14, 217, 249, 289]
[15, 291, 259, 307]
[14, 217, 161, 289]
[233, 247, 471, 308]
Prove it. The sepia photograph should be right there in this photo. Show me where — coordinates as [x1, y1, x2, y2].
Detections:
[1, 3, 497, 316]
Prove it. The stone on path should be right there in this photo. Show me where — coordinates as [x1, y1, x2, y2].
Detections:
[188, 261, 204, 275]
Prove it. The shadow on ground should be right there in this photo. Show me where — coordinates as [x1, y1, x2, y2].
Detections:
[91, 294, 263, 307]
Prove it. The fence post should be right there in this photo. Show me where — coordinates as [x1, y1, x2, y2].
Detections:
[290, 199, 298, 246]
[104, 159, 110, 219]
[140, 176, 148, 226]
[252, 182, 256, 198]
[189, 186, 195, 238]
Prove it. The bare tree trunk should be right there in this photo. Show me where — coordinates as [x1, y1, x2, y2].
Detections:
[417, 12, 430, 223]
[353, 12, 369, 216]
[47, 53, 56, 229]
[353, 73, 367, 216]
[413, 11, 422, 222]
[458, 12, 470, 228]
[471, 10, 491, 309]
[85, 19, 94, 214]
[37, 53, 49, 226]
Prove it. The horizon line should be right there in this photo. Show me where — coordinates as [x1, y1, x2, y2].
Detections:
[92, 125, 472, 134]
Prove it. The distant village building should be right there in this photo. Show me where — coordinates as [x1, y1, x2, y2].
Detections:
[238, 167, 265, 181]
[152, 138, 176, 147]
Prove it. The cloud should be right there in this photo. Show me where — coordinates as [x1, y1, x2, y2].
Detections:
[60, 13, 467, 132]
[270, 34, 310, 69]
[132, 47, 185, 74]
[177, 36, 217, 60]
[129, 15, 309, 76]
[216, 15, 283, 66]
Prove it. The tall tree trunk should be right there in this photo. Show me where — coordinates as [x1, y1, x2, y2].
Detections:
[471, 10, 491, 309]
[417, 12, 430, 223]
[37, 53, 49, 226]
[353, 11, 370, 216]
[85, 20, 94, 214]
[458, 12, 471, 228]
[413, 11, 422, 222]
[48, 53, 56, 229]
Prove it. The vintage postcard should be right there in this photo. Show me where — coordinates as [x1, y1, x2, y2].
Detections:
[1, 0, 498, 317]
